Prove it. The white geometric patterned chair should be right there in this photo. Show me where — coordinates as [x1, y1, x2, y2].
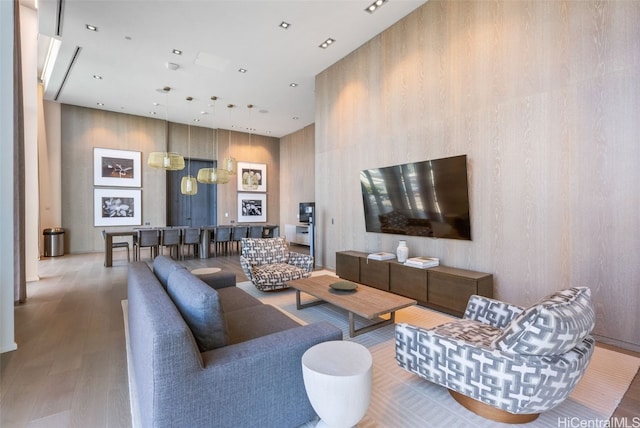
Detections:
[395, 287, 596, 423]
[239, 237, 314, 291]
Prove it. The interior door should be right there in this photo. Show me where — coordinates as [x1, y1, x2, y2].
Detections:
[167, 159, 217, 226]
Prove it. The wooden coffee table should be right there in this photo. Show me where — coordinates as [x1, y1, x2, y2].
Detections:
[287, 275, 417, 337]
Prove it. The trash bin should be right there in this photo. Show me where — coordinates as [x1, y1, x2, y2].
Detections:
[43, 228, 65, 257]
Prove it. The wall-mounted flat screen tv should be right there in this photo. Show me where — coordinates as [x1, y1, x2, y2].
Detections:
[360, 154, 471, 240]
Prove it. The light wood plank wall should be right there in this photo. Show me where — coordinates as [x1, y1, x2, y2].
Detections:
[279, 124, 315, 226]
[60, 105, 279, 253]
[315, 1, 640, 349]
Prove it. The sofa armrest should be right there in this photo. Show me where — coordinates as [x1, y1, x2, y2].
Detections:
[463, 295, 524, 329]
[158, 321, 342, 428]
[288, 252, 314, 272]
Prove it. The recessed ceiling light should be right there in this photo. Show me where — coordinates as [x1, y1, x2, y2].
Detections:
[319, 38, 335, 49]
[292, 116, 300, 120]
[238, 68, 247, 73]
[97, 102, 104, 106]
[150, 111, 157, 115]
[172, 49, 182, 55]
[85, 24, 98, 31]
[153, 102, 160, 106]
[290, 83, 298, 87]
[279, 21, 291, 29]
[365, 0, 387, 13]
[193, 119, 200, 122]
[93, 75, 103, 80]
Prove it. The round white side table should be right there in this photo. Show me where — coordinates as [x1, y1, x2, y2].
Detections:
[302, 340, 372, 428]
[190, 267, 221, 276]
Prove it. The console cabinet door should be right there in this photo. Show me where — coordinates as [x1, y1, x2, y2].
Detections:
[390, 263, 427, 302]
[359, 258, 390, 291]
[336, 251, 361, 282]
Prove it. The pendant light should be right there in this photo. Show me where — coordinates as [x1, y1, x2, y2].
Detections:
[222, 103, 237, 175]
[181, 114, 198, 195]
[148, 87, 185, 170]
[197, 96, 229, 184]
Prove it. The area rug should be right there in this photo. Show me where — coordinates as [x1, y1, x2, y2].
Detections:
[237, 275, 640, 428]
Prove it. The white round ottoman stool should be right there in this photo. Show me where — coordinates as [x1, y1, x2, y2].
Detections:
[302, 340, 372, 428]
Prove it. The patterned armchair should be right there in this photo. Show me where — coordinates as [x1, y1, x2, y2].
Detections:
[239, 237, 314, 291]
[395, 287, 596, 423]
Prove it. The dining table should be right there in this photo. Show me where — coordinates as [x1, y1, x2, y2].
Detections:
[104, 229, 137, 267]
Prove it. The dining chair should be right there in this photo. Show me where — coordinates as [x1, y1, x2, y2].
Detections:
[160, 228, 181, 259]
[134, 229, 160, 261]
[214, 226, 232, 256]
[231, 225, 249, 253]
[181, 227, 201, 259]
[248, 225, 264, 239]
[102, 229, 130, 264]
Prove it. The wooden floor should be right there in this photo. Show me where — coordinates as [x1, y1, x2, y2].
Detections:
[1, 248, 638, 427]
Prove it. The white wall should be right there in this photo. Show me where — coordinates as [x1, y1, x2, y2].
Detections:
[0, 0, 17, 353]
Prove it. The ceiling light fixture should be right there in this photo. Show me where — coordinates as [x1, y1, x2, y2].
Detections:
[172, 49, 182, 55]
[223, 102, 237, 176]
[279, 21, 291, 29]
[319, 38, 335, 49]
[93, 75, 103, 80]
[181, 114, 198, 196]
[290, 83, 298, 87]
[365, 0, 387, 13]
[85, 24, 98, 31]
[97, 102, 104, 106]
[239, 68, 247, 73]
[148, 87, 185, 171]
[197, 96, 229, 185]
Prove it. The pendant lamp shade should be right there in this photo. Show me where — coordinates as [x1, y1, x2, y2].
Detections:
[148, 152, 185, 170]
[197, 167, 229, 184]
[223, 156, 237, 175]
[197, 97, 230, 185]
[148, 87, 185, 171]
[181, 176, 198, 195]
[181, 117, 197, 195]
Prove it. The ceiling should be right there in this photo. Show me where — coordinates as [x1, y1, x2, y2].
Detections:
[35, 0, 427, 138]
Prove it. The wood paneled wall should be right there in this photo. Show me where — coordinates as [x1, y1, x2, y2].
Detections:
[279, 124, 315, 226]
[60, 105, 279, 253]
[315, 1, 640, 349]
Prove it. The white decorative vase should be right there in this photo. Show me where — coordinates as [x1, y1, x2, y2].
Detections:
[396, 240, 409, 263]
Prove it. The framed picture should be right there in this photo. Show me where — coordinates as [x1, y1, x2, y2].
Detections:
[237, 162, 267, 192]
[94, 147, 141, 187]
[94, 188, 142, 226]
[237, 192, 266, 223]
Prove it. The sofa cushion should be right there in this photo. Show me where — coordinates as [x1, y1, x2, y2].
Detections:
[217, 286, 263, 313]
[225, 304, 301, 344]
[166, 269, 228, 351]
[433, 319, 502, 348]
[493, 287, 595, 356]
[153, 255, 186, 289]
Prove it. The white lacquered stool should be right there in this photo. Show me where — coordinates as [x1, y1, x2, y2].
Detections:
[302, 340, 372, 428]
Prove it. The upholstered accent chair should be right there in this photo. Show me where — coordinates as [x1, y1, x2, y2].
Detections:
[395, 287, 596, 423]
[240, 237, 314, 291]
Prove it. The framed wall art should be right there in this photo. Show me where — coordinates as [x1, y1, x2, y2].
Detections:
[94, 188, 142, 226]
[237, 162, 267, 192]
[237, 192, 266, 223]
[94, 147, 141, 187]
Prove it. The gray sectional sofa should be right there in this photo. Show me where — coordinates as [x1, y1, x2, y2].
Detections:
[126, 256, 342, 428]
